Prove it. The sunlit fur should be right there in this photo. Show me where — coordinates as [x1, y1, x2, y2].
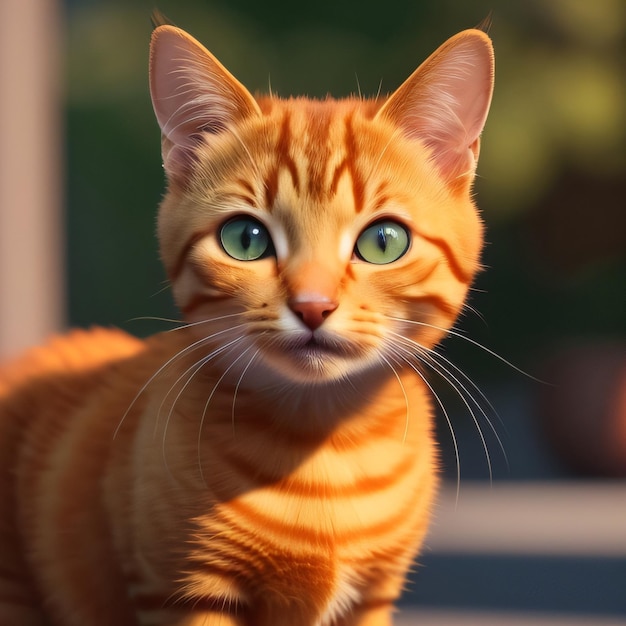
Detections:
[0, 25, 494, 626]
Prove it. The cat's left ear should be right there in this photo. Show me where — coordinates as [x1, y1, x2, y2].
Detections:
[376, 29, 494, 194]
[149, 25, 261, 183]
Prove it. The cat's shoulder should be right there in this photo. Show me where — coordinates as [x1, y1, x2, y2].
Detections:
[0, 327, 145, 397]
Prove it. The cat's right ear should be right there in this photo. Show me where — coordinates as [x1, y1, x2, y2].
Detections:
[376, 29, 494, 195]
[149, 25, 261, 184]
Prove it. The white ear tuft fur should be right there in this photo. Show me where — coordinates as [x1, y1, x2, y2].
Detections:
[376, 30, 494, 192]
[149, 26, 261, 183]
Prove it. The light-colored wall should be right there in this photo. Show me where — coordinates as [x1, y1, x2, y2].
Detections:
[0, 0, 64, 360]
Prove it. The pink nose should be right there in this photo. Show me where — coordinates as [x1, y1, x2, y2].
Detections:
[288, 299, 338, 331]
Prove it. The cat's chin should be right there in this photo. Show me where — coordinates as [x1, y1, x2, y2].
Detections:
[258, 336, 375, 385]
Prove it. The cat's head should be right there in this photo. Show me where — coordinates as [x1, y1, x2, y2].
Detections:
[149, 25, 494, 385]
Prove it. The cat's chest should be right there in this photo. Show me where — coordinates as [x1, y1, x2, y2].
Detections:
[184, 438, 430, 612]
[214, 428, 422, 538]
[136, 370, 435, 617]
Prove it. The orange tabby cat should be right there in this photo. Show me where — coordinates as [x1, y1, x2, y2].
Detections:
[0, 23, 494, 626]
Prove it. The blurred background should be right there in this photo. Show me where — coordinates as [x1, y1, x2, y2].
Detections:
[1, 0, 625, 623]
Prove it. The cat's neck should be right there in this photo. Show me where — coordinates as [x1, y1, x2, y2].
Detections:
[147, 329, 377, 419]
[135, 328, 433, 488]
[159, 328, 420, 437]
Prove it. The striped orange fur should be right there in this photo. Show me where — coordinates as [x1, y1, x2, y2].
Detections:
[0, 23, 494, 626]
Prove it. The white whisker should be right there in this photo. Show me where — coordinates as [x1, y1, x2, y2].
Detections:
[375, 78, 384, 101]
[197, 342, 257, 486]
[355, 73, 363, 100]
[378, 353, 410, 444]
[150, 282, 173, 297]
[394, 336, 494, 482]
[386, 315, 547, 383]
[158, 334, 245, 444]
[231, 343, 264, 435]
[167, 312, 246, 333]
[421, 343, 509, 441]
[113, 315, 245, 440]
[160, 335, 247, 480]
[128, 315, 186, 325]
[389, 327, 509, 483]
[386, 342, 461, 503]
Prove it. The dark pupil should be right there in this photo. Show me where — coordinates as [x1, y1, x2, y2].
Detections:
[241, 224, 254, 249]
[377, 228, 387, 252]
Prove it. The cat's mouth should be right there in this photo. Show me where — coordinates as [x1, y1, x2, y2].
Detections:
[293, 335, 352, 357]
[275, 333, 358, 367]
[259, 332, 372, 383]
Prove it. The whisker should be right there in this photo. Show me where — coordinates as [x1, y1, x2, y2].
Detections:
[386, 343, 461, 503]
[150, 282, 172, 297]
[163, 313, 248, 334]
[460, 301, 487, 326]
[197, 342, 257, 486]
[391, 331, 501, 482]
[377, 353, 410, 444]
[385, 315, 547, 384]
[231, 343, 264, 435]
[158, 334, 245, 441]
[422, 343, 509, 439]
[113, 317, 246, 440]
[392, 328, 505, 433]
[411, 344, 493, 481]
[127, 315, 186, 325]
[374, 78, 384, 101]
[354, 72, 363, 100]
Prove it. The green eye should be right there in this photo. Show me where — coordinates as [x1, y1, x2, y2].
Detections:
[355, 220, 410, 264]
[220, 217, 274, 261]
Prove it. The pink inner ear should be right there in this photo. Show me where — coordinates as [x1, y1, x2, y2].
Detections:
[377, 30, 494, 187]
[149, 26, 260, 180]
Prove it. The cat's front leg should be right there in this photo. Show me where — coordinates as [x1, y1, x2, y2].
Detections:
[333, 601, 395, 626]
[332, 571, 405, 626]
[156, 612, 244, 626]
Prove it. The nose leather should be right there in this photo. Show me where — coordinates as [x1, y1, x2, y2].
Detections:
[285, 260, 340, 331]
[288, 298, 338, 331]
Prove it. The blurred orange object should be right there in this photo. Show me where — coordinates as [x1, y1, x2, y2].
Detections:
[539, 341, 626, 477]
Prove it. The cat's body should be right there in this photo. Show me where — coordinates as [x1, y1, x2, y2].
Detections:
[0, 24, 494, 626]
[0, 326, 435, 626]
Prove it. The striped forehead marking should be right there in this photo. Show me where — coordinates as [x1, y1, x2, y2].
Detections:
[263, 107, 367, 214]
[264, 111, 300, 208]
[329, 113, 365, 213]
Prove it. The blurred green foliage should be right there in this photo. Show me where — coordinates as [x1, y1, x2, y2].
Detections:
[65, 0, 625, 375]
